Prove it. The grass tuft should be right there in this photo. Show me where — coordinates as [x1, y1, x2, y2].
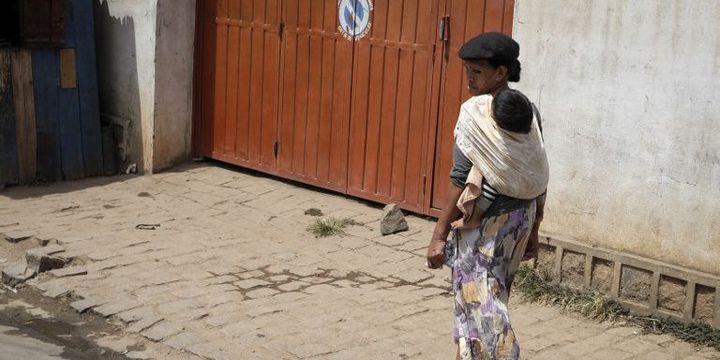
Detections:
[304, 208, 324, 217]
[306, 217, 358, 238]
[514, 266, 720, 350]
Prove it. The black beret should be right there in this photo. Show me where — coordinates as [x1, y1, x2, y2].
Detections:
[459, 32, 519, 64]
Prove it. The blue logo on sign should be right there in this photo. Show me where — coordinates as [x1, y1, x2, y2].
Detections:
[338, 0, 373, 40]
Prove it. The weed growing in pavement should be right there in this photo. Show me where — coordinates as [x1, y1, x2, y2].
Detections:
[514, 266, 720, 351]
[306, 217, 358, 238]
[304, 208, 324, 217]
[514, 266, 627, 320]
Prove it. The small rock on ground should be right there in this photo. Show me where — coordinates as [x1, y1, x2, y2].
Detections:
[380, 203, 409, 235]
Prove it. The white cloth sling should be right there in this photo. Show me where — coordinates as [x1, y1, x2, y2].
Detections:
[454, 94, 549, 201]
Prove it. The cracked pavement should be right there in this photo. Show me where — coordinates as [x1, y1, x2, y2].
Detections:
[1, 163, 718, 359]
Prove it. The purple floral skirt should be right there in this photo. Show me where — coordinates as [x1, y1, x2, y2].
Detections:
[452, 201, 536, 360]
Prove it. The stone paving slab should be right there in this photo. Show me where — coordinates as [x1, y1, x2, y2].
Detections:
[1, 163, 718, 360]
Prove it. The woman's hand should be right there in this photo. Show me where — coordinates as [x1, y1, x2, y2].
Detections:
[426, 237, 447, 269]
[426, 183, 464, 269]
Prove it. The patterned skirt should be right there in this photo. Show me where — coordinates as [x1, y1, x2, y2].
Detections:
[452, 201, 536, 360]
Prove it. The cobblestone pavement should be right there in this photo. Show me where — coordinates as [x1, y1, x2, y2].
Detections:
[1, 163, 718, 360]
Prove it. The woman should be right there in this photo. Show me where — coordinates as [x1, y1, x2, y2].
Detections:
[425, 32, 548, 360]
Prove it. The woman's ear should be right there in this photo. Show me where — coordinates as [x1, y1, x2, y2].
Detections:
[496, 65, 509, 81]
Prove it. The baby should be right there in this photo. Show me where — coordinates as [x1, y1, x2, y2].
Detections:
[450, 88, 537, 229]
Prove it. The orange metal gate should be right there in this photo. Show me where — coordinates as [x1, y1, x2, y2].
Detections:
[194, 0, 282, 173]
[193, 0, 515, 216]
[278, 1, 354, 192]
[347, 0, 442, 213]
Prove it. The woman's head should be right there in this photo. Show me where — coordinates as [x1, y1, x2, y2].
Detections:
[492, 89, 533, 134]
[459, 32, 521, 96]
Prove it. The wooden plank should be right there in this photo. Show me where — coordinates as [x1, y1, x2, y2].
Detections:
[259, 0, 281, 173]
[0, 51, 20, 186]
[392, 49, 413, 201]
[211, 0, 229, 156]
[328, 14, 352, 191]
[316, 32, 335, 183]
[58, 0, 84, 179]
[259, 0, 280, 170]
[31, 49, 61, 182]
[376, 47, 400, 198]
[59, 48, 77, 88]
[11, 50, 37, 184]
[291, 19, 310, 175]
[304, 29, 323, 179]
[50, 0, 65, 45]
[246, 0, 264, 165]
[406, 50, 431, 205]
[277, 0, 298, 174]
[349, 0, 384, 196]
[224, 0, 241, 156]
[71, 0, 103, 176]
[21, 0, 65, 47]
[236, 0, 252, 162]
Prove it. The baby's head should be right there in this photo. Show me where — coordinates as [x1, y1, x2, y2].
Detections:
[492, 89, 533, 133]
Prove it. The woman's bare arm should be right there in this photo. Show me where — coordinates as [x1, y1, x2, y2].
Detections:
[426, 183, 464, 268]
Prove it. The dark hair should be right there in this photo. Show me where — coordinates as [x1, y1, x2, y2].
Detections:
[492, 89, 533, 133]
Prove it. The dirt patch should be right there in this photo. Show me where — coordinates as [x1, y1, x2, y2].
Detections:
[0, 287, 138, 359]
[694, 285, 716, 324]
[658, 276, 686, 314]
[561, 250, 585, 289]
[620, 265, 652, 304]
[590, 258, 613, 293]
[536, 244, 555, 274]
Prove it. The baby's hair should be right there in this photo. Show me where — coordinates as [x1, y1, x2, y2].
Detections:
[492, 89, 533, 134]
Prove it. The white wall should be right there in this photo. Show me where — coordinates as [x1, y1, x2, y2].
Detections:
[153, 0, 196, 171]
[514, 0, 720, 275]
[95, 0, 195, 173]
[95, 0, 158, 173]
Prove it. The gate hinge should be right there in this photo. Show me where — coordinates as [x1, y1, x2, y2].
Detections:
[273, 141, 280, 159]
[422, 175, 427, 195]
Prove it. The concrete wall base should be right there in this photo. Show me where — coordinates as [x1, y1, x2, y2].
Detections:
[535, 235, 720, 329]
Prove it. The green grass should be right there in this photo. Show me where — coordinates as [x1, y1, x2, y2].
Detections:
[306, 217, 358, 238]
[514, 266, 720, 350]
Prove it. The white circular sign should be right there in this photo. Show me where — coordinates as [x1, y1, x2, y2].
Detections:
[338, 0, 373, 40]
